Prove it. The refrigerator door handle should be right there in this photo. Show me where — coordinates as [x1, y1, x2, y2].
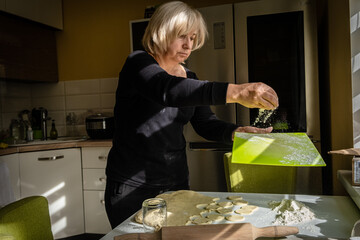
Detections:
[188, 142, 232, 152]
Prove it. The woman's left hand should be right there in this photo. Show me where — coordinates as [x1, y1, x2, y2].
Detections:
[232, 126, 272, 141]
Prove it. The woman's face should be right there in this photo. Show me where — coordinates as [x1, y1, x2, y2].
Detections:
[165, 31, 196, 64]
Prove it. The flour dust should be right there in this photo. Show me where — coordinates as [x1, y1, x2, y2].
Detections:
[269, 199, 316, 225]
[252, 108, 276, 127]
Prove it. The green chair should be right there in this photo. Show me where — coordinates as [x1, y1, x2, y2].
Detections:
[224, 152, 297, 193]
[0, 196, 53, 240]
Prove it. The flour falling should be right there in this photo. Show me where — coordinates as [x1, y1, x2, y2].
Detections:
[252, 108, 276, 126]
[269, 199, 315, 225]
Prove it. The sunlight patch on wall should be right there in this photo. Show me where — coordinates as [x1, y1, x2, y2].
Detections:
[42, 181, 65, 198]
[49, 196, 66, 216]
[52, 216, 67, 235]
[350, 11, 360, 34]
[352, 52, 360, 74]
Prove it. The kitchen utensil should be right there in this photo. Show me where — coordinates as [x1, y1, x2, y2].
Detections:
[114, 223, 299, 240]
[232, 132, 325, 167]
[85, 113, 114, 139]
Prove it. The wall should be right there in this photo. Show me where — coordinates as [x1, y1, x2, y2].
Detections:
[351, 0, 360, 147]
[56, 0, 247, 81]
[0, 78, 117, 138]
[326, 0, 353, 195]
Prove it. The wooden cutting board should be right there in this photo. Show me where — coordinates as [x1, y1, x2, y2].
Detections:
[114, 223, 299, 240]
[232, 132, 326, 167]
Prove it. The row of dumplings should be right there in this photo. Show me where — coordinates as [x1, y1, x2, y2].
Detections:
[186, 195, 259, 225]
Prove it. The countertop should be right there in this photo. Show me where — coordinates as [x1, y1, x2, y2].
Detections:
[338, 170, 360, 210]
[0, 138, 112, 156]
[101, 191, 360, 240]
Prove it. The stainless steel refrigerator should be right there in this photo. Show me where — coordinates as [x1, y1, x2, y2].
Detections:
[185, 0, 322, 194]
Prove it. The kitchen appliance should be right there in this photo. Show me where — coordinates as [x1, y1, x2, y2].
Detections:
[114, 223, 299, 240]
[85, 113, 114, 139]
[185, 0, 322, 194]
[31, 107, 49, 140]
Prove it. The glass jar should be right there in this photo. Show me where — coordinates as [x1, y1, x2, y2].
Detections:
[142, 198, 167, 232]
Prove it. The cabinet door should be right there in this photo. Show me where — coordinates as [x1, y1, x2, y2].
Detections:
[0, 153, 20, 205]
[82, 147, 111, 168]
[5, 0, 63, 29]
[19, 149, 84, 239]
[83, 168, 106, 190]
[37, 0, 63, 29]
[84, 191, 111, 234]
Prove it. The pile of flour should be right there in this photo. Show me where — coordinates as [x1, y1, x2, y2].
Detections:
[269, 199, 315, 225]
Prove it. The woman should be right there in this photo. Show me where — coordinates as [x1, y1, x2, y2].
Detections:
[105, 1, 278, 228]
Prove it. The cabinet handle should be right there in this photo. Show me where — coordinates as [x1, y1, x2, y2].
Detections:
[100, 200, 105, 205]
[38, 155, 64, 161]
[99, 177, 106, 182]
[98, 156, 107, 161]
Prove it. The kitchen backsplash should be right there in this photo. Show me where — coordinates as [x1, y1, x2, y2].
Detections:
[0, 78, 117, 137]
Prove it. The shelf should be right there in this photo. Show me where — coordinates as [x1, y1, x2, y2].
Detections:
[337, 170, 360, 209]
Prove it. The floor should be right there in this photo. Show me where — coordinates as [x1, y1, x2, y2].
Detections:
[58, 234, 105, 240]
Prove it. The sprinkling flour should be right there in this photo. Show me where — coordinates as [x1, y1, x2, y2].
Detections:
[252, 108, 276, 126]
[269, 199, 315, 225]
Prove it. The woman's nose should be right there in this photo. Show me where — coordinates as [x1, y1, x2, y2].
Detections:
[183, 37, 191, 49]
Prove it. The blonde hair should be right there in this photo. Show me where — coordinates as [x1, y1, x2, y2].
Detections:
[142, 1, 208, 56]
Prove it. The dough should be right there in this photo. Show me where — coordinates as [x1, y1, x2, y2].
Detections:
[143, 208, 166, 231]
[192, 217, 212, 225]
[227, 195, 243, 201]
[218, 201, 233, 208]
[232, 200, 248, 206]
[206, 214, 225, 222]
[216, 207, 233, 215]
[196, 203, 208, 209]
[200, 210, 210, 217]
[134, 190, 214, 226]
[189, 215, 201, 220]
[235, 205, 258, 215]
[226, 215, 245, 222]
[206, 203, 220, 210]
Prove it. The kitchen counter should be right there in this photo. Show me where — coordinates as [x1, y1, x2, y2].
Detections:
[338, 170, 360, 210]
[0, 138, 112, 156]
[100, 192, 360, 240]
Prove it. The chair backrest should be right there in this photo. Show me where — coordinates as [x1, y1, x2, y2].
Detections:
[0, 196, 54, 240]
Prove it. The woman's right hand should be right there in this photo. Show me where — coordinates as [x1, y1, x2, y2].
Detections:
[226, 82, 279, 110]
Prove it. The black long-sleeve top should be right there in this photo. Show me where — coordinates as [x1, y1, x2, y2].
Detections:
[106, 50, 238, 188]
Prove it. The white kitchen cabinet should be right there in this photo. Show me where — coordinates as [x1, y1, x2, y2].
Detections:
[83, 190, 109, 234]
[0, 153, 20, 205]
[19, 148, 84, 239]
[82, 147, 112, 234]
[82, 147, 109, 168]
[83, 168, 107, 190]
[5, 0, 63, 29]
